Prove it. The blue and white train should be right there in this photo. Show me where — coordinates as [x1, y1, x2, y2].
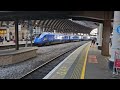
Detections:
[34, 32, 81, 46]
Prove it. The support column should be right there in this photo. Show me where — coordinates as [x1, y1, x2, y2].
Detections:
[6, 21, 10, 42]
[54, 30, 56, 33]
[40, 27, 42, 33]
[43, 27, 45, 32]
[98, 23, 103, 50]
[101, 11, 112, 56]
[39, 27, 40, 33]
[109, 11, 120, 70]
[96, 28, 99, 45]
[35, 26, 37, 35]
[28, 20, 33, 47]
[15, 19, 19, 50]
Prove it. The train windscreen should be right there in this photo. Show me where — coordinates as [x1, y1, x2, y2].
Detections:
[36, 34, 41, 38]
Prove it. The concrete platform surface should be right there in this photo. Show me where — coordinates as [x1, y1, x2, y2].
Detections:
[0, 41, 33, 46]
[43, 43, 118, 79]
[0, 47, 38, 66]
[43, 42, 89, 79]
[0, 47, 38, 55]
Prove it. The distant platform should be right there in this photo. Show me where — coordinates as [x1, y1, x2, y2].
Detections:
[0, 41, 34, 50]
[0, 47, 38, 66]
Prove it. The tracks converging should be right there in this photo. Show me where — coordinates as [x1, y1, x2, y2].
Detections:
[20, 43, 85, 79]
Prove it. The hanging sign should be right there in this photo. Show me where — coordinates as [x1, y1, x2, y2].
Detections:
[116, 26, 120, 34]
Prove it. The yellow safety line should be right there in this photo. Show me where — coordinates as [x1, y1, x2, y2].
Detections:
[70, 45, 88, 79]
[80, 45, 90, 79]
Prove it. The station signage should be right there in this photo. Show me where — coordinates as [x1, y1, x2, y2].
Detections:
[116, 26, 120, 34]
[0, 29, 7, 34]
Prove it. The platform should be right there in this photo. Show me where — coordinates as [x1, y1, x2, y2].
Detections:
[0, 41, 33, 46]
[0, 41, 34, 50]
[0, 47, 38, 66]
[43, 42, 115, 79]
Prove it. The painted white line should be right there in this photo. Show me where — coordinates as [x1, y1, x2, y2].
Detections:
[43, 43, 89, 79]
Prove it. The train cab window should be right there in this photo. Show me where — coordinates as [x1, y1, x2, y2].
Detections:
[36, 34, 41, 38]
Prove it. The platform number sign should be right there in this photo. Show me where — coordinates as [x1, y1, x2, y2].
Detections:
[116, 26, 120, 34]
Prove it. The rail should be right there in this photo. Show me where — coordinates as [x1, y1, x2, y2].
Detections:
[19, 45, 82, 79]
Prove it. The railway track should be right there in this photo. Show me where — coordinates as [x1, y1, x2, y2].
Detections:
[19, 43, 86, 79]
[0, 40, 89, 50]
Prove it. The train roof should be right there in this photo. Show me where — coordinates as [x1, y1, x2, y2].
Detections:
[42, 32, 65, 36]
[40, 32, 81, 38]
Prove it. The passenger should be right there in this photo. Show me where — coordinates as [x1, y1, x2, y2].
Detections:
[13, 39, 16, 43]
[12, 36, 14, 41]
[109, 38, 112, 47]
[109, 35, 112, 47]
[5, 36, 7, 41]
[0, 36, 2, 44]
[91, 39, 96, 47]
[22, 37, 24, 41]
[0, 36, 4, 44]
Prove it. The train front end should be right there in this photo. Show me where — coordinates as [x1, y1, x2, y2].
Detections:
[34, 34, 44, 46]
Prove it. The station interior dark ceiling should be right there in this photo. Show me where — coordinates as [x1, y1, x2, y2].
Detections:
[0, 11, 113, 34]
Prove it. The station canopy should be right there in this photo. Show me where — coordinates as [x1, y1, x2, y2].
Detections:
[0, 11, 113, 34]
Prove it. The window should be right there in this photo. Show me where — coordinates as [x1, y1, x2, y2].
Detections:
[36, 34, 41, 38]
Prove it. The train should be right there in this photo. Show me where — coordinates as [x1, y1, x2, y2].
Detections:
[33, 32, 90, 46]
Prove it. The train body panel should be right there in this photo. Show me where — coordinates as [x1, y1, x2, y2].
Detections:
[34, 32, 55, 45]
[70, 35, 80, 41]
[81, 36, 91, 41]
[34, 32, 81, 46]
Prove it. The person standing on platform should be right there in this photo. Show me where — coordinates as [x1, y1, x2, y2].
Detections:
[91, 38, 96, 47]
[0, 36, 2, 44]
[0, 36, 4, 44]
[5, 36, 7, 41]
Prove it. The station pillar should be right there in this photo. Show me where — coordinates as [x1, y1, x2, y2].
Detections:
[54, 30, 56, 33]
[15, 19, 19, 50]
[40, 27, 43, 33]
[97, 23, 103, 50]
[109, 11, 120, 70]
[96, 28, 99, 45]
[35, 26, 37, 35]
[101, 11, 112, 56]
[39, 27, 41, 34]
[43, 27, 45, 32]
[28, 20, 33, 47]
[6, 21, 10, 42]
